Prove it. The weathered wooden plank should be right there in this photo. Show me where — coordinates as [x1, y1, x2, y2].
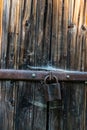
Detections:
[62, 83, 85, 130]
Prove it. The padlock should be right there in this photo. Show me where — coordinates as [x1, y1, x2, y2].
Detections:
[44, 75, 61, 102]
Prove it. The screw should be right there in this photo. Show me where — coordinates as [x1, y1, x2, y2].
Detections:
[32, 73, 36, 78]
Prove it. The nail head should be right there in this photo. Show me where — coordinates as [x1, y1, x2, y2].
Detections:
[66, 75, 70, 79]
[32, 73, 36, 78]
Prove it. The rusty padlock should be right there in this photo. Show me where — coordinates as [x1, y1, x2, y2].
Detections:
[44, 74, 61, 102]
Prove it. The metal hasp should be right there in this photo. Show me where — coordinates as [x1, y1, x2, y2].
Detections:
[0, 69, 87, 82]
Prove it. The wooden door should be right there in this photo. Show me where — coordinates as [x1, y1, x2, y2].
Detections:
[0, 0, 87, 130]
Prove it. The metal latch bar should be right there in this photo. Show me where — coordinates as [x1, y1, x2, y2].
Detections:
[0, 69, 86, 82]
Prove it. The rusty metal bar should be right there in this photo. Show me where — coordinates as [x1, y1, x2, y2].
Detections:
[0, 69, 87, 82]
